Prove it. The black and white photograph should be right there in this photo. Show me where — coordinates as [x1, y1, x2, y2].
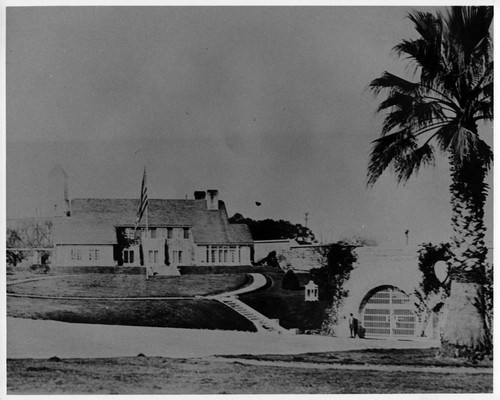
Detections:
[4, 2, 495, 395]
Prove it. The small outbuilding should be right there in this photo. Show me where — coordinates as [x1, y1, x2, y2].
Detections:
[305, 280, 319, 302]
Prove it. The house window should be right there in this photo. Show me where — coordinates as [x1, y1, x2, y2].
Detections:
[205, 246, 241, 264]
[204, 246, 240, 264]
[150, 228, 157, 239]
[89, 249, 100, 261]
[123, 250, 134, 264]
[167, 228, 173, 239]
[183, 228, 190, 239]
[71, 249, 82, 261]
[172, 250, 183, 264]
[148, 250, 159, 264]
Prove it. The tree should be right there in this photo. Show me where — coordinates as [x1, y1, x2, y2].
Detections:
[368, 7, 493, 356]
[310, 243, 357, 335]
[6, 228, 26, 268]
[229, 213, 316, 242]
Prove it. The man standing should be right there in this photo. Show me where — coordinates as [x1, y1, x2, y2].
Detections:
[349, 313, 358, 338]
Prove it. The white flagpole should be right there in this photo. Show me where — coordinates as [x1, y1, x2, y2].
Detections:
[145, 166, 149, 237]
[143, 165, 149, 278]
[145, 197, 149, 237]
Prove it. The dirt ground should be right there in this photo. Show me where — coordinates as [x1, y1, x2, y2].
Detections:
[7, 354, 492, 394]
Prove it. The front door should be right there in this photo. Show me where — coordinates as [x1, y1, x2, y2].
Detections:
[362, 287, 417, 338]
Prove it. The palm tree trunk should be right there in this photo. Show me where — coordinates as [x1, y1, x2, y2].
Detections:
[441, 156, 491, 356]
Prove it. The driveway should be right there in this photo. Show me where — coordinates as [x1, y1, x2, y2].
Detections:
[7, 317, 439, 359]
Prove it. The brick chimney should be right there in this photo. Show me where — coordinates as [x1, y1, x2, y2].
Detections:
[206, 190, 219, 210]
[194, 191, 206, 200]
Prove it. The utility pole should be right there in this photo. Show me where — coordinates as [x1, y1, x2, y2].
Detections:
[405, 229, 409, 246]
[304, 212, 309, 228]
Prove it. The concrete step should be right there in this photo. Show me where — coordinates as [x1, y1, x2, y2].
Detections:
[218, 297, 289, 335]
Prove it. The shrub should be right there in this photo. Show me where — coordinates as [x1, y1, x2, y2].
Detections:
[281, 270, 302, 290]
[29, 264, 50, 274]
[7, 250, 26, 267]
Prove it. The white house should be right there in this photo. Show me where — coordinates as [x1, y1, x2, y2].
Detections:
[8, 165, 254, 274]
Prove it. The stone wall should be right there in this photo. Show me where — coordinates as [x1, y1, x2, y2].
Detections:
[254, 240, 327, 271]
[254, 240, 294, 262]
[279, 245, 327, 271]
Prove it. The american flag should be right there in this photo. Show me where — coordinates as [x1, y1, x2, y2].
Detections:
[135, 167, 148, 229]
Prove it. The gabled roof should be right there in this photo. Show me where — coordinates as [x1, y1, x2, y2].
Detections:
[52, 198, 253, 245]
[53, 218, 116, 245]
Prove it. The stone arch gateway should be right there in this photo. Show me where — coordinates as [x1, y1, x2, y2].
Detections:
[335, 246, 426, 338]
[358, 285, 419, 338]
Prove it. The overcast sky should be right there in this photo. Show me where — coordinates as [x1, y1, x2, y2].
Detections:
[6, 6, 493, 246]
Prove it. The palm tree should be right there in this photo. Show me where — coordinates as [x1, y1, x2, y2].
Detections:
[367, 6, 493, 356]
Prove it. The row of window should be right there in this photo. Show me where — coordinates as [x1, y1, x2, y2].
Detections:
[123, 249, 184, 264]
[149, 227, 190, 240]
[122, 246, 245, 265]
[127, 227, 190, 240]
[205, 246, 241, 264]
[71, 249, 100, 261]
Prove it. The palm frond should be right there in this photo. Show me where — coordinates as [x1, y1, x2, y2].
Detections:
[369, 72, 419, 96]
[446, 6, 493, 63]
[473, 99, 493, 121]
[377, 90, 451, 136]
[436, 122, 492, 169]
[367, 129, 416, 186]
[393, 143, 436, 183]
[407, 11, 442, 43]
[393, 38, 442, 76]
[411, 101, 449, 126]
[471, 62, 493, 98]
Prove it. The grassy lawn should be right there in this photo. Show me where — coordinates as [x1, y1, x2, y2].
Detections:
[7, 269, 57, 282]
[239, 270, 329, 331]
[8, 273, 249, 297]
[7, 296, 256, 331]
[220, 347, 494, 368]
[7, 355, 492, 394]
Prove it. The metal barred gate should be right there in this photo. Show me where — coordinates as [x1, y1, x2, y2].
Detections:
[362, 287, 417, 338]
